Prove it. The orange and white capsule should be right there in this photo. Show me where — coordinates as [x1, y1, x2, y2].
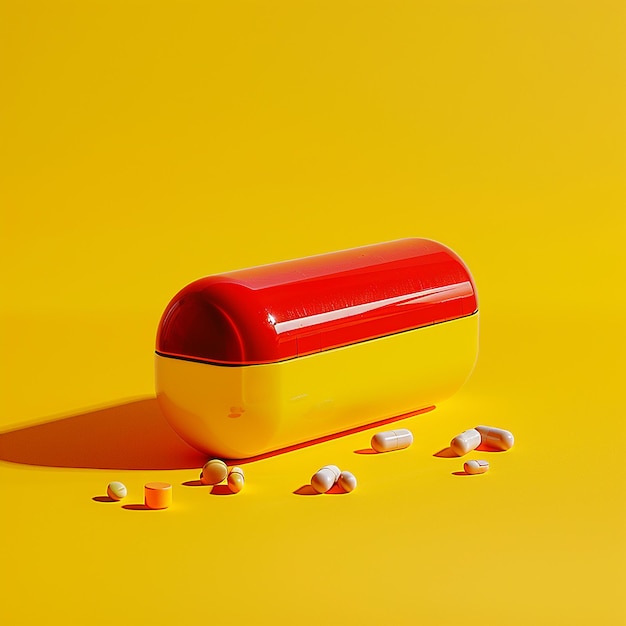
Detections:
[464, 459, 489, 475]
[311, 465, 341, 493]
[475, 425, 514, 451]
[227, 466, 245, 493]
[371, 429, 413, 453]
[450, 428, 481, 456]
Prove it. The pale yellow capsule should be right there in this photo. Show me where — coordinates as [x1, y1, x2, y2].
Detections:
[475, 425, 514, 451]
[450, 428, 481, 456]
[371, 429, 413, 453]
[464, 459, 490, 475]
[201, 459, 228, 485]
[311, 465, 341, 493]
[338, 471, 357, 493]
[227, 466, 245, 493]
[106, 481, 127, 501]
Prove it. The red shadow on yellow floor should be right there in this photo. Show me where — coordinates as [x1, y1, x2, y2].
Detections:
[0, 398, 206, 470]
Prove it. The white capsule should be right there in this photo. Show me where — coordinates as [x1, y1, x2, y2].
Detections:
[311, 465, 341, 493]
[475, 425, 514, 451]
[450, 428, 481, 456]
[464, 459, 489, 475]
[371, 429, 413, 453]
[338, 471, 357, 493]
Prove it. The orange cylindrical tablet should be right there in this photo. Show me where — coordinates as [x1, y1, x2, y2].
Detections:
[201, 459, 228, 485]
[371, 429, 413, 453]
[144, 482, 172, 509]
[227, 466, 245, 493]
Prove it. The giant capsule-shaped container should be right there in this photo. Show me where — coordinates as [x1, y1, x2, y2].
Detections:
[155, 238, 479, 458]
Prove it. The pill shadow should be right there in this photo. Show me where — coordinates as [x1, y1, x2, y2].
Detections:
[452, 471, 471, 476]
[210, 484, 234, 496]
[325, 484, 347, 495]
[354, 448, 377, 455]
[182, 480, 204, 487]
[293, 484, 347, 496]
[122, 504, 152, 511]
[0, 397, 207, 471]
[294, 485, 319, 495]
[433, 447, 460, 458]
[92, 495, 116, 503]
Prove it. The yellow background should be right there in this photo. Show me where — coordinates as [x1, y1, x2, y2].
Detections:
[1, 1, 624, 624]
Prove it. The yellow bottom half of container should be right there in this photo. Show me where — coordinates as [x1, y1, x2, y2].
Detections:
[155, 313, 479, 458]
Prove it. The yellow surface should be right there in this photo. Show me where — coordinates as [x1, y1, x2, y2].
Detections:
[0, 2, 624, 625]
[156, 313, 478, 458]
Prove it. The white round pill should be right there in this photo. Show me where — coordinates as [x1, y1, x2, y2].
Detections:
[464, 459, 490, 475]
[227, 466, 245, 493]
[107, 481, 127, 501]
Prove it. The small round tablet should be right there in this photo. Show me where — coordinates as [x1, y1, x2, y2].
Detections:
[227, 466, 245, 493]
[106, 481, 127, 501]
[464, 459, 489, 475]
[201, 459, 228, 485]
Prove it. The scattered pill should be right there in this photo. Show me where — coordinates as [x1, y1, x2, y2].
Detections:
[201, 459, 228, 485]
[227, 466, 245, 493]
[106, 481, 127, 501]
[311, 465, 341, 493]
[464, 459, 489, 475]
[144, 482, 172, 509]
[371, 428, 413, 453]
[338, 471, 357, 493]
[450, 428, 481, 456]
[475, 425, 514, 451]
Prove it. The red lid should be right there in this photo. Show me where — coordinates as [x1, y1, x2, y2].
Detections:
[156, 238, 477, 365]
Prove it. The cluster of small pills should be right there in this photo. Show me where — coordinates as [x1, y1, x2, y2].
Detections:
[105, 481, 173, 509]
[100, 424, 513, 507]
[449, 425, 515, 475]
[311, 465, 357, 494]
[200, 459, 245, 493]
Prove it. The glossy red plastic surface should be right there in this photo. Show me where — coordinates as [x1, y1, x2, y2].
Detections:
[156, 238, 478, 365]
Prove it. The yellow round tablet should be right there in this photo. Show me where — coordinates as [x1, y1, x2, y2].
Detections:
[201, 459, 228, 485]
[106, 481, 127, 501]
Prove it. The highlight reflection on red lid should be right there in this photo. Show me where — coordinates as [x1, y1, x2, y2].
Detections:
[156, 238, 478, 366]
